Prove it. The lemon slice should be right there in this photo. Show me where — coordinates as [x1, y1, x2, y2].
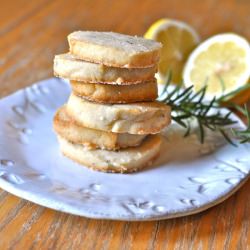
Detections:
[144, 18, 200, 84]
[183, 33, 250, 100]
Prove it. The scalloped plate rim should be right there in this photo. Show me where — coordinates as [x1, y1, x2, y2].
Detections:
[0, 171, 248, 221]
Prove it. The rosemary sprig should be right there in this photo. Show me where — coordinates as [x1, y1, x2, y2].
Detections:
[158, 73, 250, 145]
[231, 104, 250, 144]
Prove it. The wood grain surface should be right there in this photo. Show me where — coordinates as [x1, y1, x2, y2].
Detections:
[0, 0, 250, 249]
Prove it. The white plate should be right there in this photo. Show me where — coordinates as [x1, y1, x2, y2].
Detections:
[0, 78, 249, 221]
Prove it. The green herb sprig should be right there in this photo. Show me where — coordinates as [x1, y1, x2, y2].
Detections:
[230, 104, 250, 144]
[158, 72, 250, 145]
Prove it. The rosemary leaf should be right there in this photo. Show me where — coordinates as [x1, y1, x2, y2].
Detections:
[219, 129, 237, 146]
[158, 72, 250, 145]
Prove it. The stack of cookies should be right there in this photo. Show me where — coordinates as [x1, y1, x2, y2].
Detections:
[53, 31, 171, 173]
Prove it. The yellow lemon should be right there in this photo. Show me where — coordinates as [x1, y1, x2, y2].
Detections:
[145, 18, 200, 84]
[183, 33, 250, 100]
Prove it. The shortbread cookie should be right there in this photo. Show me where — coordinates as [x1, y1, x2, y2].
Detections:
[57, 135, 161, 173]
[54, 53, 156, 84]
[53, 106, 146, 150]
[68, 31, 162, 68]
[71, 80, 158, 103]
[67, 93, 171, 134]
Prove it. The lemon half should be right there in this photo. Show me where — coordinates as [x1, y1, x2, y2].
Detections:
[145, 19, 200, 84]
[183, 33, 250, 100]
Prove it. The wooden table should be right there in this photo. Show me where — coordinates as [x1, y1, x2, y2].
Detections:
[0, 0, 249, 249]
